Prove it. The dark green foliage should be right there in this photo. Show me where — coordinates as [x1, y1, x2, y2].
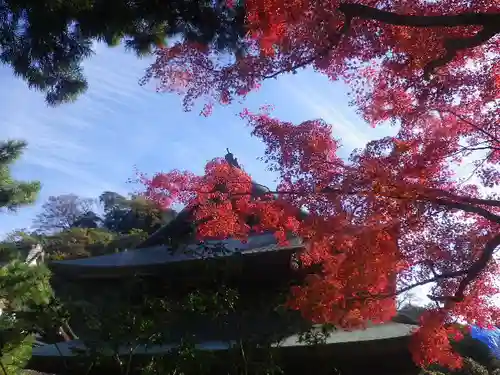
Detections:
[0, 334, 36, 375]
[53, 273, 291, 375]
[0, 261, 53, 375]
[421, 331, 500, 375]
[0, 139, 40, 263]
[72, 211, 102, 229]
[453, 334, 497, 371]
[13, 190, 177, 261]
[39, 227, 117, 259]
[0, 230, 37, 263]
[0, 141, 40, 212]
[99, 191, 175, 235]
[33, 191, 176, 237]
[0, 227, 149, 261]
[0, 261, 52, 310]
[0, 0, 247, 105]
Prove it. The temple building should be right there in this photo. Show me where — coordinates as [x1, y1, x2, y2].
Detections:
[25, 152, 425, 375]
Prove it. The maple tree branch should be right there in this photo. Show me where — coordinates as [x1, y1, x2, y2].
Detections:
[212, 182, 500, 223]
[429, 198, 500, 224]
[458, 152, 492, 186]
[423, 26, 498, 78]
[350, 234, 499, 303]
[348, 269, 468, 302]
[439, 109, 500, 145]
[440, 195, 500, 208]
[423, 188, 500, 208]
[429, 233, 500, 302]
[460, 146, 500, 152]
[395, 269, 468, 296]
[233, 4, 500, 88]
[259, 5, 500, 83]
[262, 17, 352, 79]
[319, 186, 500, 223]
[337, 3, 500, 76]
[454, 234, 500, 299]
[262, 54, 318, 79]
[337, 4, 499, 28]
[320, 186, 500, 223]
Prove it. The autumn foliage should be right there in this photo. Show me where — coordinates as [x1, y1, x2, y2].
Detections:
[141, 108, 500, 368]
[140, 0, 499, 370]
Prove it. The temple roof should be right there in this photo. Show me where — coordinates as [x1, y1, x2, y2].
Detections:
[135, 151, 273, 249]
[48, 232, 304, 278]
[30, 321, 417, 358]
[48, 150, 297, 277]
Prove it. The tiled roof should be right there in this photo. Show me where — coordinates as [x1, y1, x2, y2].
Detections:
[49, 233, 303, 269]
[31, 322, 416, 358]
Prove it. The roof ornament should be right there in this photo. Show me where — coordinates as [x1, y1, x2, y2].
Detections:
[225, 148, 241, 169]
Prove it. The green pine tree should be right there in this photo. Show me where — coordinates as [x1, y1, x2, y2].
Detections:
[0, 139, 50, 375]
[1, 0, 247, 106]
[0, 141, 40, 211]
[0, 261, 53, 375]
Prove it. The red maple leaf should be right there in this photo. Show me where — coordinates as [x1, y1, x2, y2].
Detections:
[138, 0, 500, 369]
[140, 109, 500, 368]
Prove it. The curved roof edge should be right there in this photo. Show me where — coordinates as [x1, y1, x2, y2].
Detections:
[31, 321, 417, 358]
[49, 233, 303, 269]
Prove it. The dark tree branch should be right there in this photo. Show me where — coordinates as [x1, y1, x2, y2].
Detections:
[323, 187, 500, 224]
[396, 269, 468, 295]
[441, 110, 500, 145]
[258, 4, 499, 85]
[434, 192, 500, 208]
[454, 234, 500, 299]
[348, 236, 498, 303]
[346, 268, 467, 302]
[337, 3, 500, 77]
[262, 17, 351, 79]
[200, 183, 500, 223]
[429, 233, 500, 302]
[423, 26, 498, 78]
[337, 3, 499, 28]
[425, 260, 439, 278]
[322, 187, 500, 224]
[429, 198, 500, 224]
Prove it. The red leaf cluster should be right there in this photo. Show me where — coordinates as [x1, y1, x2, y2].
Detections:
[142, 0, 499, 187]
[140, 109, 500, 368]
[139, 0, 500, 369]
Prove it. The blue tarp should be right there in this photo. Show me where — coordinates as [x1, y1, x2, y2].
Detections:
[471, 326, 500, 358]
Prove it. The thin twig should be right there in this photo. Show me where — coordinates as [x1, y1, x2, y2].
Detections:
[0, 361, 7, 375]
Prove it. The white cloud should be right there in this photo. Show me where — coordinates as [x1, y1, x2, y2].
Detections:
[278, 74, 398, 156]
[0, 52, 144, 195]
[0, 46, 157, 236]
[0, 44, 274, 234]
[287, 86, 369, 149]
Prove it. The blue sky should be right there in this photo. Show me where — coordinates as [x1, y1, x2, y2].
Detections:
[0, 43, 397, 238]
